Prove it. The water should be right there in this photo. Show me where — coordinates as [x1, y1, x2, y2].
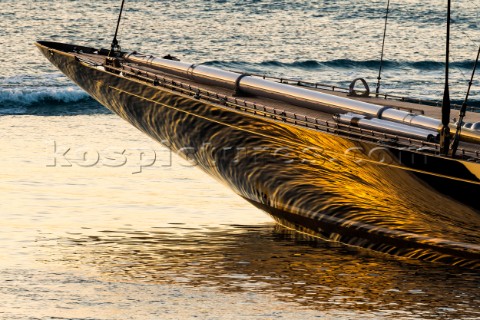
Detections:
[1, 1, 480, 319]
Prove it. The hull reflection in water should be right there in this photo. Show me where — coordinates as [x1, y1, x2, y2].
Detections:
[61, 225, 480, 319]
[36, 41, 480, 269]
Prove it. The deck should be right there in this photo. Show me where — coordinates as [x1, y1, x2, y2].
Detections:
[74, 51, 480, 159]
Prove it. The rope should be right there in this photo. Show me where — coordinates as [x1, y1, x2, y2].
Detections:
[375, 0, 390, 97]
[450, 54, 469, 80]
[451, 44, 480, 157]
[450, 15, 479, 86]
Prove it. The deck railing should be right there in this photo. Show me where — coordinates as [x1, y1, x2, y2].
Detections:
[243, 72, 480, 114]
[76, 55, 480, 162]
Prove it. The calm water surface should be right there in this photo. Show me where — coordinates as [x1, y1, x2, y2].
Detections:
[1, 0, 480, 319]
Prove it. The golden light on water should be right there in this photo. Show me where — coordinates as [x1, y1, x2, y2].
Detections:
[2, 0, 480, 318]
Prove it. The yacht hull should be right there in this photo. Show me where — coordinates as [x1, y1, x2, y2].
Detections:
[37, 41, 480, 268]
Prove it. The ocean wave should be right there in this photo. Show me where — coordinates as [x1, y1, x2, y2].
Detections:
[1, 87, 89, 106]
[0, 87, 109, 115]
[204, 59, 476, 71]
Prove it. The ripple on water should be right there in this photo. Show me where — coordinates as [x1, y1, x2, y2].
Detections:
[25, 224, 478, 320]
[1, 0, 480, 318]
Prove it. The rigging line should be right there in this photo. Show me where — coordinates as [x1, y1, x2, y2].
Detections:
[446, 18, 479, 84]
[449, 0, 480, 44]
[455, 27, 478, 48]
[375, 0, 390, 97]
[449, 54, 468, 81]
[109, 0, 126, 57]
[448, 20, 478, 86]
[452, 0, 480, 33]
[451, 44, 480, 157]
[450, 16, 479, 52]
[103, 82, 480, 184]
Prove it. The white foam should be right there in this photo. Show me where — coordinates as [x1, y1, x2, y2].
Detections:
[0, 87, 90, 107]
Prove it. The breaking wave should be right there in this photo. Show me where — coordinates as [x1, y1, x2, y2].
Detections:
[0, 87, 109, 115]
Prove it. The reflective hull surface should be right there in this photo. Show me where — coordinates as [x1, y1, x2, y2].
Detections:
[37, 42, 480, 268]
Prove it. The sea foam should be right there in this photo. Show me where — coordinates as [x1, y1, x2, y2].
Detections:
[0, 86, 107, 115]
[0, 87, 90, 107]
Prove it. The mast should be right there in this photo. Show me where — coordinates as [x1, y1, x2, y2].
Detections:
[439, 0, 451, 155]
[109, 0, 126, 57]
